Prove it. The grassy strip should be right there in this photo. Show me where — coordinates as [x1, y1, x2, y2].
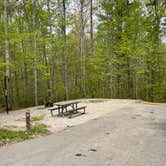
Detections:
[31, 115, 45, 122]
[142, 101, 166, 106]
[0, 124, 48, 146]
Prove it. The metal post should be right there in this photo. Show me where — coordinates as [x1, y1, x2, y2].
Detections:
[26, 111, 30, 131]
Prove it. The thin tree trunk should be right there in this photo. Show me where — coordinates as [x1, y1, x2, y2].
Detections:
[34, 37, 38, 105]
[80, 0, 86, 97]
[33, 0, 38, 106]
[21, 40, 28, 101]
[90, 0, 93, 56]
[46, 0, 52, 100]
[4, 0, 11, 113]
[47, 0, 57, 100]
[43, 44, 51, 97]
[62, 0, 69, 100]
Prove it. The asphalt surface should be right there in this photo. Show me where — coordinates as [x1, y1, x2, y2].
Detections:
[0, 103, 166, 166]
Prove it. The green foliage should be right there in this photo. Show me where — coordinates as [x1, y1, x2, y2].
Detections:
[93, 0, 166, 101]
[0, 0, 165, 110]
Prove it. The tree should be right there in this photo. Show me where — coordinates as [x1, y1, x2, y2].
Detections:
[61, 0, 69, 100]
[3, 0, 11, 113]
[33, 0, 38, 106]
[0, 0, 166, 111]
[90, 0, 93, 55]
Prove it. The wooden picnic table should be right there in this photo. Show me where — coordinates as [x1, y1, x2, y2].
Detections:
[49, 100, 86, 117]
[54, 101, 80, 116]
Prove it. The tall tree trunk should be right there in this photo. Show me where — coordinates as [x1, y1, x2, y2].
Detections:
[62, 0, 69, 100]
[34, 37, 38, 105]
[90, 0, 93, 56]
[4, 0, 11, 113]
[21, 40, 28, 102]
[45, 0, 52, 101]
[47, 0, 57, 100]
[33, 0, 38, 105]
[80, 0, 86, 97]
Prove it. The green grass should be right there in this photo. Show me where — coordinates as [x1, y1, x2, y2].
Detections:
[29, 124, 48, 135]
[31, 115, 45, 122]
[0, 124, 48, 146]
[142, 101, 166, 106]
[0, 129, 29, 140]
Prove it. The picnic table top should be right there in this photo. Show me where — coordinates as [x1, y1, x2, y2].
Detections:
[54, 100, 81, 106]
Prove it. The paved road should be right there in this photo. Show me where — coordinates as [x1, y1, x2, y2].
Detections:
[0, 103, 166, 166]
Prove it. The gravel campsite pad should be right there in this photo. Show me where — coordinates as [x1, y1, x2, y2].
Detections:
[0, 99, 138, 133]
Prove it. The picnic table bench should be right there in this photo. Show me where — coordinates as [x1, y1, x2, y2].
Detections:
[49, 101, 86, 117]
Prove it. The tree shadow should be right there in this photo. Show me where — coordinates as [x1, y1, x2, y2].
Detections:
[67, 112, 86, 119]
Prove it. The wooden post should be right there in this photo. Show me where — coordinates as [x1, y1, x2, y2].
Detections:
[26, 111, 30, 131]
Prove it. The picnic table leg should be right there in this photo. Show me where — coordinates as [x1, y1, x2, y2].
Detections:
[75, 103, 78, 113]
[71, 104, 77, 113]
[58, 105, 61, 116]
[61, 106, 65, 117]
[51, 110, 53, 116]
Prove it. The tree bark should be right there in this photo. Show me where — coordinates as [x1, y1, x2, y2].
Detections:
[4, 0, 11, 113]
[61, 0, 69, 100]
[33, 0, 38, 105]
[90, 0, 93, 56]
[80, 0, 86, 97]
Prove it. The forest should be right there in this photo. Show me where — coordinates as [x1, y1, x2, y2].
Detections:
[0, 0, 166, 111]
